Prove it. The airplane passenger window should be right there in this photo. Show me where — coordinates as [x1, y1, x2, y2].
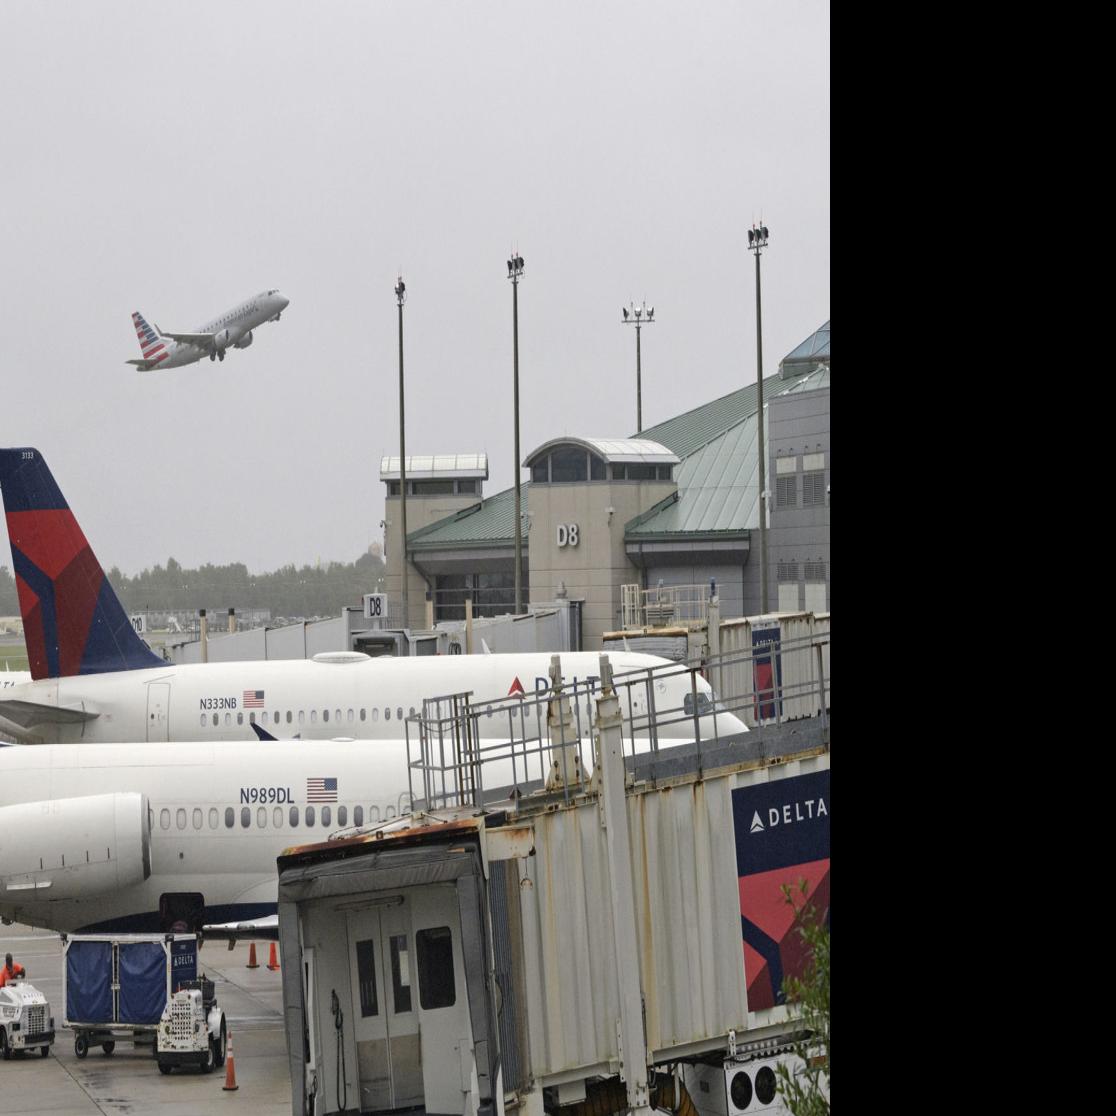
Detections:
[237, 712, 243, 725]
[385, 708, 391, 721]
[160, 808, 170, 829]
[199, 714, 206, 727]
[321, 806, 331, 827]
[335, 709, 342, 723]
[272, 711, 279, 724]
[241, 807, 250, 828]
[212, 714, 218, 727]
[262, 712, 269, 725]
[286, 711, 292, 723]
[347, 709, 354, 723]
[409, 706, 415, 718]
[224, 713, 231, 726]
[209, 808, 218, 829]
[359, 708, 366, 722]
[192, 808, 202, 830]
[225, 807, 234, 828]
[257, 807, 266, 828]
[311, 710, 318, 723]
[372, 708, 379, 722]
[338, 806, 347, 826]
[305, 806, 315, 826]
[299, 710, 305, 724]
[386, 806, 396, 820]
[323, 710, 329, 723]
[397, 707, 403, 721]
[249, 712, 256, 724]
[368, 806, 380, 823]
[273, 807, 283, 828]
[289, 806, 299, 827]
[354, 805, 364, 826]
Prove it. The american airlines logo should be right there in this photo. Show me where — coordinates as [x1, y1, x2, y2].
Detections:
[749, 795, 828, 834]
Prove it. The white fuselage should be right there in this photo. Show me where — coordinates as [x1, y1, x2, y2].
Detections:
[157, 290, 288, 368]
[0, 651, 745, 746]
[0, 740, 409, 932]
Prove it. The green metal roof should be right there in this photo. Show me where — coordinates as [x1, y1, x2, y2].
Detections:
[780, 320, 830, 368]
[409, 485, 526, 550]
[410, 321, 829, 549]
[626, 359, 825, 538]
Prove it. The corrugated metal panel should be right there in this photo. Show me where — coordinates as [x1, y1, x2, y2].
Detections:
[717, 613, 826, 727]
[409, 486, 525, 548]
[519, 774, 748, 1078]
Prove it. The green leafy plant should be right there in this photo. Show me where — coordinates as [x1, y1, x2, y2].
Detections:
[775, 880, 829, 1116]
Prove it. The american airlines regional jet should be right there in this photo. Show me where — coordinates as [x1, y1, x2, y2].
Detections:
[126, 289, 289, 371]
[0, 449, 747, 746]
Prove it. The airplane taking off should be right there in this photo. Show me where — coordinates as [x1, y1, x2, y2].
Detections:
[0, 448, 748, 746]
[126, 289, 289, 370]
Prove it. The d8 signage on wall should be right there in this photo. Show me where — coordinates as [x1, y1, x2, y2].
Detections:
[556, 524, 580, 547]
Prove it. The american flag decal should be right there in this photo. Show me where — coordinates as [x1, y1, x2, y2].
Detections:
[307, 777, 338, 803]
[243, 689, 265, 708]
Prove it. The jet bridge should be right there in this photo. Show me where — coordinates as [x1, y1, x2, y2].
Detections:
[277, 654, 829, 1116]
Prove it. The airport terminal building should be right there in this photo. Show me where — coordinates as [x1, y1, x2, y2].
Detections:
[383, 321, 830, 650]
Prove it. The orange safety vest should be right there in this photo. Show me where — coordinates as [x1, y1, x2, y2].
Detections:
[0, 963, 24, 987]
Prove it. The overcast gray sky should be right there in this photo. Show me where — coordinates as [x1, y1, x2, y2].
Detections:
[0, 0, 829, 577]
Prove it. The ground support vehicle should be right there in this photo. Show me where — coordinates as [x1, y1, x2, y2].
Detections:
[0, 979, 54, 1059]
[62, 932, 199, 1058]
[154, 976, 226, 1075]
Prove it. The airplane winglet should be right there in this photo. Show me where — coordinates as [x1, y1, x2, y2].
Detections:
[250, 722, 279, 742]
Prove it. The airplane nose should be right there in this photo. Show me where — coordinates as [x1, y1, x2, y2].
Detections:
[280, 295, 290, 310]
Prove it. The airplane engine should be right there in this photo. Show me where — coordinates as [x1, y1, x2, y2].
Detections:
[0, 792, 151, 901]
[214, 327, 231, 351]
[233, 330, 253, 349]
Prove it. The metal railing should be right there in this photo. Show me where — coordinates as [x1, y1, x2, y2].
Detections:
[620, 582, 711, 631]
[403, 630, 829, 814]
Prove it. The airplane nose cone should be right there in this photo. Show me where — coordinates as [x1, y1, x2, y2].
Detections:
[280, 295, 290, 310]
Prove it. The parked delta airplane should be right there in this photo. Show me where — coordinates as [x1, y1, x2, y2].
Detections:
[126, 289, 289, 370]
[0, 448, 747, 746]
[0, 739, 409, 933]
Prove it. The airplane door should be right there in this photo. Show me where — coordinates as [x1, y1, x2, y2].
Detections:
[147, 682, 170, 742]
[347, 899, 422, 1112]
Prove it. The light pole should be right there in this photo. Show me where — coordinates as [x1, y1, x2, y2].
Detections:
[507, 253, 525, 614]
[748, 223, 770, 613]
[395, 275, 409, 629]
[621, 301, 655, 433]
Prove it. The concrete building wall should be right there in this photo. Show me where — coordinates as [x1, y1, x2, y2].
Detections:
[765, 386, 830, 613]
[385, 491, 478, 629]
[528, 478, 674, 647]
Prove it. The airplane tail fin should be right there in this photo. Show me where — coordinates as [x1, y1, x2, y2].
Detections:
[131, 311, 169, 367]
[0, 448, 164, 680]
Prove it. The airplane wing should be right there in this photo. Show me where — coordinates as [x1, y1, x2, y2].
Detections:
[0, 699, 99, 730]
[155, 326, 215, 350]
[201, 913, 279, 945]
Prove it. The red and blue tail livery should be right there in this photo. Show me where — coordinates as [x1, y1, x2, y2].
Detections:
[0, 448, 163, 680]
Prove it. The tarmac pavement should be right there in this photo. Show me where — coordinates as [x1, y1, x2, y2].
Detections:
[0, 923, 290, 1115]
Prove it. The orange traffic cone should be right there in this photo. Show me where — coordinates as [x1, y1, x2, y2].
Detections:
[246, 942, 259, 969]
[222, 1027, 239, 1091]
[266, 942, 280, 971]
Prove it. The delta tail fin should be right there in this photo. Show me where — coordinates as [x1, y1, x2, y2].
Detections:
[128, 311, 169, 370]
[0, 448, 164, 680]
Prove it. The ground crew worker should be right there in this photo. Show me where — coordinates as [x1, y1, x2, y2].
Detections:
[0, 953, 25, 987]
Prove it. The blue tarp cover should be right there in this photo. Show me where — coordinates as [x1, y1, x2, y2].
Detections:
[66, 940, 113, 1024]
[118, 942, 168, 1024]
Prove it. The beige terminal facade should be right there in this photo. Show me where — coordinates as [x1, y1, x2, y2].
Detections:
[381, 322, 830, 649]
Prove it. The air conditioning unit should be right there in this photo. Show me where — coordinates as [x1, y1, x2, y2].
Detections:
[685, 1055, 807, 1116]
